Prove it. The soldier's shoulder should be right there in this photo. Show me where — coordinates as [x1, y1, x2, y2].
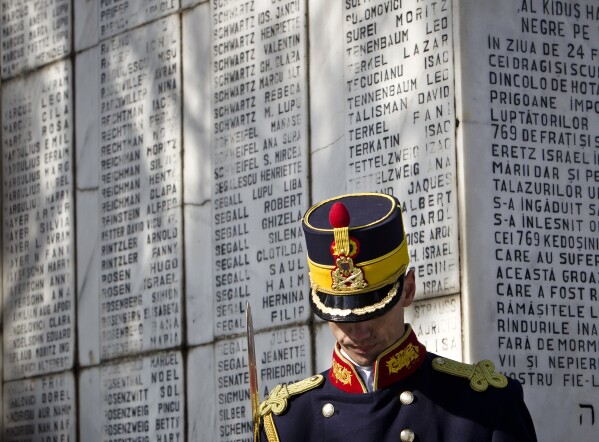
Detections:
[259, 374, 325, 417]
[430, 355, 509, 392]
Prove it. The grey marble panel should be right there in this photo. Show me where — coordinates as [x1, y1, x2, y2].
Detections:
[405, 294, 462, 360]
[99, 0, 180, 40]
[74, 0, 100, 52]
[456, 1, 599, 439]
[307, 0, 347, 203]
[97, 16, 183, 360]
[214, 326, 312, 441]
[211, 0, 310, 335]
[183, 3, 214, 346]
[79, 367, 102, 441]
[187, 345, 216, 441]
[3, 372, 76, 441]
[100, 351, 185, 441]
[342, 0, 459, 299]
[0, 0, 71, 79]
[2, 60, 75, 380]
[314, 322, 336, 374]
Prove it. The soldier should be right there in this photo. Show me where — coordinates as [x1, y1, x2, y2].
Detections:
[259, 192, 537, 441]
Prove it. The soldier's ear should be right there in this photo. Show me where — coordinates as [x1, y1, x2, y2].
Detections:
[400, 268, 416, 308]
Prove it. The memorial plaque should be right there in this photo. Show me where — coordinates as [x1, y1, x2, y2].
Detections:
[3, 372, 76, 441]
[2, 60, 74, 380]
[458, 1, 599, 439]
[257, 325, 311, 395]
[99, 16, 182, 360]
[405, 294, 461, 360]
[342, 0, 459, 298]
[211, 0, 309, 335]
[102, 351, 185, 441]
[99, 0, 179, 40]
[0, 0, 71, 79]
[215, 326, 312, 441]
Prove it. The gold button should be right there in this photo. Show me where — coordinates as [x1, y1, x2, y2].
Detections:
[322, 403, 335, 417]
[399, 391, 414, 405]
[400, 429, 415, 442]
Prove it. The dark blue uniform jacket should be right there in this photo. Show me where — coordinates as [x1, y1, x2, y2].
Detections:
[259, 327, 536, 442]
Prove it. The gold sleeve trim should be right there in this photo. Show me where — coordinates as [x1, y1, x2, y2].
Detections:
[432, 357, 508, 392]
[263, 414, 280, 442]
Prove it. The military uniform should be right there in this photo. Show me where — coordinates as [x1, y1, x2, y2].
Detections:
[256, 193, 537, 441]
[259, 326, 537, 442]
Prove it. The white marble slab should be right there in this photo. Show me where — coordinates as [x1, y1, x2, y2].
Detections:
[100, 351, 185, 441]
[307, 0, 347, 203]
[74, 0, 100, 52]
[183, 3, 215, 346]
[210, 0, 311, 336]
[0, 0, 71, 79]
[97, 15, 183, 360]
[2, 60, 75, 380]
[79, 367, 102, 441]
[213, 326, 312, 441]
[99, 0, 180, 40]
[182, 0, 207, 10]
[341, 0, 460, 299]
[456, 1, 599, 440]
[187, 345, 216, 441]
[3, 372, 76, 441]
[405, 294, 462, 361]
[314, 322, 336, 374]
[75, 45, 102, 367]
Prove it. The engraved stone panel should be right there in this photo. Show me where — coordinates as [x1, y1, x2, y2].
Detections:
[0, 0, 71, 79]
[457, 1, 599, 440]
[211, 0, 310, 335]
[98, 16, 182, 360]
[2, 60, 74, 380]
[214, 326, 312, 441]
[3, 372, 76, 441]
[405, 294, 461, 360]
[342, 0, 459, 298]
[101, 351, 185, 441]
[257, 326, 312, 396]
[99, 0, 179, 40]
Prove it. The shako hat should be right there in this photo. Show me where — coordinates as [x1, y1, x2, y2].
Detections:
[302, 193, 409, 322]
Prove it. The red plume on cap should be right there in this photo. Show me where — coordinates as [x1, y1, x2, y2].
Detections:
[329, 202, 350, 228]
[329, 202, 353, 258]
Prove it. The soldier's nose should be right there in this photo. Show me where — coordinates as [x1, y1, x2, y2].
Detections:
[347, 322, 372, 340]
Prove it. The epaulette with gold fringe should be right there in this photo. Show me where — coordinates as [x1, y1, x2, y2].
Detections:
[432, 357, 508, 392]
[259, 374, 324, 442]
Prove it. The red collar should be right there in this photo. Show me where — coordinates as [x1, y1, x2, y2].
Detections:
[329, 325, 426, 393]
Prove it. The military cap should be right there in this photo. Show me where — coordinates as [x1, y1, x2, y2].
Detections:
[302, 192, 409, 322]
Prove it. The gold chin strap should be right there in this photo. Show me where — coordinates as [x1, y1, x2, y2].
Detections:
[311, 280, 400, 318]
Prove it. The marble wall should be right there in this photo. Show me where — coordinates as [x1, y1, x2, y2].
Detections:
[1, 0, 598, 440]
